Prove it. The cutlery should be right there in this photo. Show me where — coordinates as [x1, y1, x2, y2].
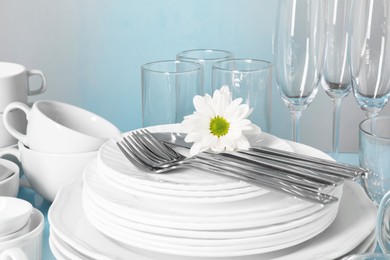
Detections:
[152, 132, 369, 180]
[117, 130, 339, 205]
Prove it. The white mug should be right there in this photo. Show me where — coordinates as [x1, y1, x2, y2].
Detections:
[0, 62, 46, 112]
[0, 208, 43, 260]
[3, 100, 121, 153]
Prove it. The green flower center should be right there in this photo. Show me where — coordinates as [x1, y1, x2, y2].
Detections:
[209, 116, 230, 137]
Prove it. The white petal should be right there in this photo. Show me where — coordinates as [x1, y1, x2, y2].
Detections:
[193, 95, 214, 118]
[227, 104, 251, 122]
[235, 135, 251, 150]
[224, 98, 243, 118]
[225, 127, 242, 140]
[242, 123, 262, 135]
[190, 142, 208, 156]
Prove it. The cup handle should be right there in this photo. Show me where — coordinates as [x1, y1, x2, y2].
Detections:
[0, 247, 28, 260]
[0, 147, 30, 188]
[3, 102, 31, 147]
[377, 190, 390, 253]
[26, 70, 47, 96]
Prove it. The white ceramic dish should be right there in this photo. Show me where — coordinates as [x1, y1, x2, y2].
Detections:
[97, 124, 293, 192]
[50, 225, 376, 260]
[84, 182, 323, 230]
[0, 197, 32, 236]
[83, 183, 337, 239]
[50, 175, 375, 260]
[336, 230, 376, 259]
[50, 232, 89, 260]
[84, 159, 328, 220]
[83, 194, 337, 254]
[49, 127, 376, 260]
[48, 237, 70, 260]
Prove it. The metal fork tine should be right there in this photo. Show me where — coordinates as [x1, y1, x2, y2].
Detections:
[116, 141, 153, 171]
[140, 129, 182, 159]
[128, 133, 168, 163]
[123, 135, 165, 167]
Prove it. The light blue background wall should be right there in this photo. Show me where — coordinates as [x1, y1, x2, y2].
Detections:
[1, 0, 389, 152]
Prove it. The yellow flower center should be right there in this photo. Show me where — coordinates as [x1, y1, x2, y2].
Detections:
[209, 116, 230, 137]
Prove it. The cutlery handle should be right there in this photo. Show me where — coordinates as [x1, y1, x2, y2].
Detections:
[185, 157, 339, 206]
[248, 146, 368, 179]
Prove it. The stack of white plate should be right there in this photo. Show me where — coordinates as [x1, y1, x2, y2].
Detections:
[48, 125, 377, 260]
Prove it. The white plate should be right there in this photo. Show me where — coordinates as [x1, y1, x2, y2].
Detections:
[84, 183, 323, 230]
[49, 238, 69, 260]
[50, 230, 93, 260]
[84, 158, 329, 222]
[97, 124, 293, 192]
[336, 230, 376, 259]
[50, 224, 376, 260]
[50, 176, 375, 260]
[83, 181, 337, 239]
[83, 191, 337, 255]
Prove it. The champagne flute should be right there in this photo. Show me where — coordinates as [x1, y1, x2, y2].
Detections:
[273, 0, 326, 142]
[350, 0, 390, 119]
[321, 0, 353, 159]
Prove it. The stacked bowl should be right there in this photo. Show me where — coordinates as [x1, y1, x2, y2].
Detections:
[0, 100, 120, 201]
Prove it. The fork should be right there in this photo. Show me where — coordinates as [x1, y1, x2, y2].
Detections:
[116, 130, 340, 205]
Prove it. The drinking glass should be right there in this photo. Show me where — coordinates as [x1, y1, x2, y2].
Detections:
[273, 0, 326, 142]
[176, 49, 233, 95]
[212, 59, 273, 132]
[359, 116, 390, 205]
[141, 60, 203, 127]
[321, 0, 353, 159]
[350, 0, 390, 119]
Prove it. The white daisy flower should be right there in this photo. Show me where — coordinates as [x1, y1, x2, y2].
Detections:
[181, 85, 261, 156]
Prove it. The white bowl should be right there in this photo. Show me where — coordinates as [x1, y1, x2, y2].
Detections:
[0, 159, 19, 197]
[0, 197, 32, 236]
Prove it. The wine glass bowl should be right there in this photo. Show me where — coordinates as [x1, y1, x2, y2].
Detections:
[350, 0, 390, 119]
[273, 0, 326, 142]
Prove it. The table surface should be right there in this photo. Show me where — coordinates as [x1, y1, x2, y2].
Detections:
[18, 153, 364, 260]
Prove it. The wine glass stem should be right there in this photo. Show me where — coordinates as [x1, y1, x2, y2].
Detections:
[365, 111, 379, 119]
[331, 97, 343, 160]
[291, 110, 302, 143]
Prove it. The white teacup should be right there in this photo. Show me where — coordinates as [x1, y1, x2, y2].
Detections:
[3, 100, 120, 153]
[0, 159, 19, 197]
[0, 62, 46, 113]
[0, 208, 44, 260]
[0, 142, 97, 201]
